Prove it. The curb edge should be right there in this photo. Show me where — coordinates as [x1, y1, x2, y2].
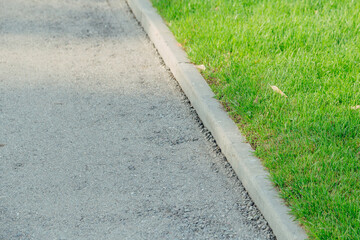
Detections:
[126, 0, 308, 239]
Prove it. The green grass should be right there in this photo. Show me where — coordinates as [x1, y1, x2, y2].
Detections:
[150, 0, 360, 239]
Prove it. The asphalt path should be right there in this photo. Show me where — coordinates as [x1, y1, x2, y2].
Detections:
[0, 0, 275, 239]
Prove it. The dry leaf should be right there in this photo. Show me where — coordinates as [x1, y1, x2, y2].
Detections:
[253, 96, 259, 104]
[351, 105, 360, 110]
[195, 64, 206, 71]
[270, 85, 287, 97]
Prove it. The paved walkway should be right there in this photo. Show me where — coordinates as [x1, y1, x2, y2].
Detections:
[0, 0, 274, 239]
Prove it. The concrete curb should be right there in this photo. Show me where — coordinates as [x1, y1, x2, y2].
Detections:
[126, 0, 308, 239]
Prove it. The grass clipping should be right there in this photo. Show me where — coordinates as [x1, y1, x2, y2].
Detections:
[270, 85, 287, 98]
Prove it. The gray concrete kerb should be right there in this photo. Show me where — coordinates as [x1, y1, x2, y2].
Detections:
[126, 0, 308, 239]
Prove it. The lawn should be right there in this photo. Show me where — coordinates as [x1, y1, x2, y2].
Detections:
[150, 0, 360, 239]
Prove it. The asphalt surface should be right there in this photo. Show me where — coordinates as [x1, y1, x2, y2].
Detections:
[0, 0, 275, 239]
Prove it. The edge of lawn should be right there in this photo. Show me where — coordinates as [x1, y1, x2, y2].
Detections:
[125, 0, 308, 239]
